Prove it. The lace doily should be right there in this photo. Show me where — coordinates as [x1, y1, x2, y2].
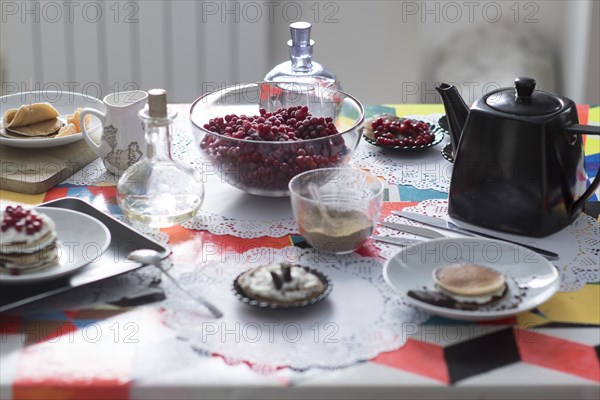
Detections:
[161, 247, 428, 371]
[63, 158, 118, 186]
[61, 106, 298, 238]
[180, 166, 300, 238]
[183, 211, 297, 239]
[373, 199, 600, 292]
[65, 162, 300, 239]
[351, 114, 453, 192]
[63, 104, 200, 186]
[561, 216, 600, 291]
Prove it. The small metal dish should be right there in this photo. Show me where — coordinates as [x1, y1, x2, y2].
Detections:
[438, 115, 449, 133]
[441, 142, 454, 163]
[232, 266, 333, 309]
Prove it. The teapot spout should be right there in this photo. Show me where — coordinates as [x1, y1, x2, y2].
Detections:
[436, 83, 469, 153]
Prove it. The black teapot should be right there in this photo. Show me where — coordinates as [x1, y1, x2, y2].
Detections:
[437, 77, 600, 237]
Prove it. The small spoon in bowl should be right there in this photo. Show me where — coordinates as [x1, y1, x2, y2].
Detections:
[127, 249, 223, 318]
[307, 182, 338, 229]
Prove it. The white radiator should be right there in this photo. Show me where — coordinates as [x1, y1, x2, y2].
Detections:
[1, 1, 597, 104]
[1, 0, 270, 102]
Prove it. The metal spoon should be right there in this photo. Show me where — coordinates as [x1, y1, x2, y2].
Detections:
[127, 249, 223, 318]
[307, 182, 338, 228]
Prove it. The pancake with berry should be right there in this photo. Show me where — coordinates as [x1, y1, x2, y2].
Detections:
[0, 206, 58, 273]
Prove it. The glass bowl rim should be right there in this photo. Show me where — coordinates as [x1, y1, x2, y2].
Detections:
[288, 167, 385, 203]
[188, 81, 365, 145]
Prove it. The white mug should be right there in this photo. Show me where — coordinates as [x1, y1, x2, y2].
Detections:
[80, 90, 148, 176]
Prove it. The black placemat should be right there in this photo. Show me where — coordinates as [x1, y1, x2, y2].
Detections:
[0, 198, 169, 313]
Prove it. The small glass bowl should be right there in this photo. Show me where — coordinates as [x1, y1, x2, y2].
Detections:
[189, 82, 364, 197]
[289, 167, 384, 254]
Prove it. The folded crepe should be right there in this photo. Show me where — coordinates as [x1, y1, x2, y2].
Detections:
[2, 103, 62, 137]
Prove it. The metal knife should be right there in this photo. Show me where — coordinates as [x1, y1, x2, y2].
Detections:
[370, 235, 422, 247]
[392, 211, 560, 261]
[379, 221, 446, 239]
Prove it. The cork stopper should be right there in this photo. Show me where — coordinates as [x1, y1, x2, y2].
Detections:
[148, 89, 167, 118]
[289, 22, 312, 47]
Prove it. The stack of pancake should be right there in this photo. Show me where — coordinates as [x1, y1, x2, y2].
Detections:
[0, 206, 58, 274]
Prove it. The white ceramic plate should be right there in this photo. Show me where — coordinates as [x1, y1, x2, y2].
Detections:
[383, 238, 560, 321]
[0, 207, 111, 284]
[0, 91, 104, 148]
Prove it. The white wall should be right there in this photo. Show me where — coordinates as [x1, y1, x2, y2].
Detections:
[584, 0, 599, 104]
[270, 0, 598, 105]
[0, 0, 271, 102]
[269, 1, 422, 104]
[1, 0, 598, 104]
[560, 0, 594, 103]
[419, 0, 566, 98]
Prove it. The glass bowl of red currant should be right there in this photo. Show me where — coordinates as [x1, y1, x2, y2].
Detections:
[190, 82, 364, 197]
[363, 114, 444, 150]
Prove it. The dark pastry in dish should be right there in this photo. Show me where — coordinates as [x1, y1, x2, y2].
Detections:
[234, 262, 331, 308]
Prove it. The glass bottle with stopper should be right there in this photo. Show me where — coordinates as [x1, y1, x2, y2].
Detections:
[117, 89, 204, 228]
[264, 21, 341, 90]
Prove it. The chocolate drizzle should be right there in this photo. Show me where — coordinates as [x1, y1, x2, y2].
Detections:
[408, 278, 526, 312]
[270, 271, 283, 289]
[408, 290, 469, 310]
[281, 263, 292, 282]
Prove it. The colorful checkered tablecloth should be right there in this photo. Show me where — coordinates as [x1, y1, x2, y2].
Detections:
[0, 105, 598, 400]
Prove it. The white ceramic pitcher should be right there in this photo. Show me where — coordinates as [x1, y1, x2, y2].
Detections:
[80, 90, 148, 176]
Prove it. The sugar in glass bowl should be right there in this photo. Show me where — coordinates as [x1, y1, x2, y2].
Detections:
[289, 168, 384, 254]
[189, 82, 364, 196]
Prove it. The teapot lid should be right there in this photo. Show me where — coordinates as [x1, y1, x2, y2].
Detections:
[485, 77, 561, 116]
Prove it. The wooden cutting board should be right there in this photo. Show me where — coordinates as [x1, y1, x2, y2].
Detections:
[0, 136, 100, 194]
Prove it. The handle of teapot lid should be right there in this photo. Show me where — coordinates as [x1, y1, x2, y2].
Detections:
[515, 77, 536, 98]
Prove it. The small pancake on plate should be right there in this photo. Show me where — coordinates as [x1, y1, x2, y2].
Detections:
[5, 118, 62, 137]
[432, 263, 507, 305]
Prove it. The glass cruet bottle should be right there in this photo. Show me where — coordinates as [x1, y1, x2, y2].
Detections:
[117, 89, 204, 228]
[264, 21, 342, 90]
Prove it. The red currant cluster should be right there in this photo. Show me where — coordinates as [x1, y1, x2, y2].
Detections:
[1, 205, 44, 235]
[370, 117, 434, 147]
[200, 107, 350, 191]
[203, 106, 338, 141]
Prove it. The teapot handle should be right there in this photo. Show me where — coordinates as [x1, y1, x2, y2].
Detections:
[565, 124, 600, 136]
[571, 173, 600, 215]
[567, 124, 600, 214]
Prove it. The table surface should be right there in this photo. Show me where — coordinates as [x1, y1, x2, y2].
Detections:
[0, 104, 599, 400]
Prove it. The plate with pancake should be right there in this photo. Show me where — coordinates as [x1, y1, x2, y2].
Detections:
[0, 207, 111, 283]
[383, 238, 560, 321]
[0, 91, 104, 148]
